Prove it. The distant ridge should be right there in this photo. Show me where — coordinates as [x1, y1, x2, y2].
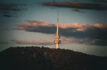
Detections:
[0, 47, 107, 70]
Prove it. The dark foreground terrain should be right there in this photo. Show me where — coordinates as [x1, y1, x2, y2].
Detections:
[0, 47, 107, 70]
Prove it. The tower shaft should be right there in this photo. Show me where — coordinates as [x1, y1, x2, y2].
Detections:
[56, 43, 59, 49]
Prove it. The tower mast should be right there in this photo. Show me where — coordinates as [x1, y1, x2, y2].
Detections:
[54, 11, 60, 49]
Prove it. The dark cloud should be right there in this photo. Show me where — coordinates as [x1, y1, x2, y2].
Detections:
[43, 2, 107, 10]
[3, 14, 13, 17]
[0, 3, 23, 11]
[0, 3, 26, 17]
[0, 41, 8, 45]
[16, 20, 107, 46]
[93, 0, 107, 3]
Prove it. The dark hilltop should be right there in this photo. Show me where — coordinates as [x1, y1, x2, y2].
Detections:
[0, 46, 107, 70]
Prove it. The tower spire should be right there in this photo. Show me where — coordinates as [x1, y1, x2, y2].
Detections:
[56, 11, 59, 36]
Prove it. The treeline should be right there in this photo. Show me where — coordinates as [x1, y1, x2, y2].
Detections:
[0, 46, 107, 70]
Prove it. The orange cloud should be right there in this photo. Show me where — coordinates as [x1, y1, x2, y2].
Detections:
[92, 24, 107, 29]
[16, 20, 107, 35]
[17, 20, 107, 32]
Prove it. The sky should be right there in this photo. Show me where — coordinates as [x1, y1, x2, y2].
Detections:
[0, 0, 107, 56]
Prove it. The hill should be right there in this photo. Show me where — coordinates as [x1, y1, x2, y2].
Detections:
[0, 47, 107, 70]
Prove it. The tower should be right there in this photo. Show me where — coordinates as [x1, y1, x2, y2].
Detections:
[54, 11, 60, 49]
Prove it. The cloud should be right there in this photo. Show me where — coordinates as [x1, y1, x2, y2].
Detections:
[43, 2, 107, 10]
[11, 36, 107, 46]
[11, 40, 54, 45]
[93, 0, 107, 3]
[0, 3, 25, 17]
[0, 41, 8, 45]
[16, 20, 107, 46]
[11, 37, 76, 45]
[0, 3, 23, 11]
[3, 14, 13, 18]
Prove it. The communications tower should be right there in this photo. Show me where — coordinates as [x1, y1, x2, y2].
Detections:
[54, 11, 61, 49]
